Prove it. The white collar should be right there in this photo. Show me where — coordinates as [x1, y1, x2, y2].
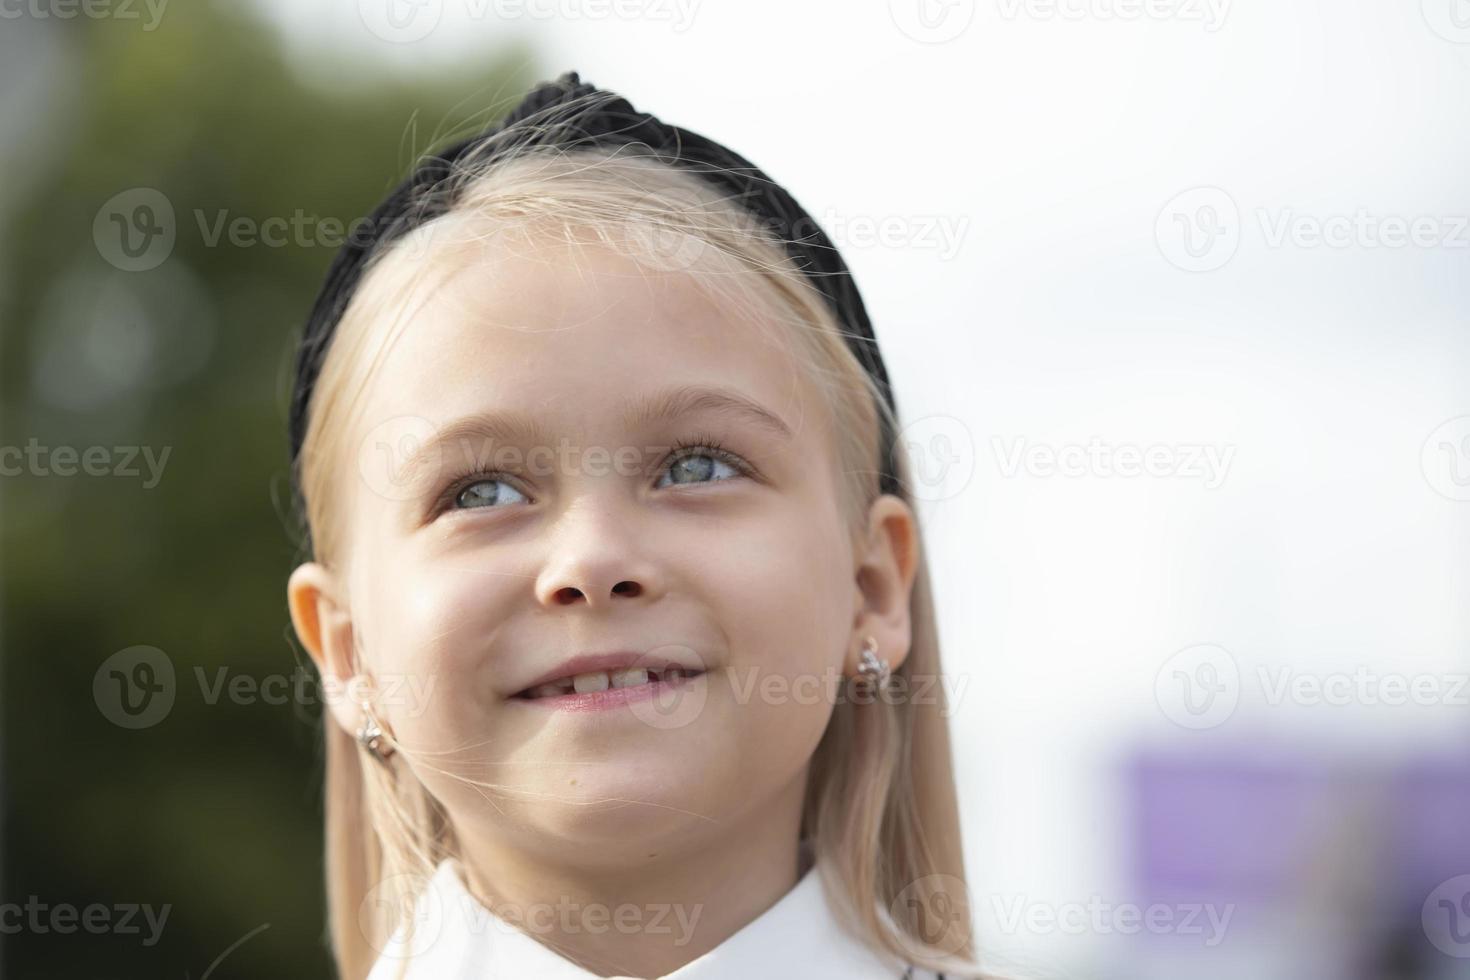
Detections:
[366, 855, 929, 980]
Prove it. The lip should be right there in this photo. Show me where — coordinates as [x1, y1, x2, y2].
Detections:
[508, 650, 707, 700]
[510, 669, 706, 712]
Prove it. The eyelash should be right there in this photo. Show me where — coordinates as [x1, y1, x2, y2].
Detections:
[430, 433, 754, 517]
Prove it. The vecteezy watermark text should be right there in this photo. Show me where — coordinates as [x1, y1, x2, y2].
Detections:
[995, 0, 1229, 31]
[1155, 643, 1470, 729]
[721, 665, 970, 717]
[356, 0, 700, 44]
[362, 873, 703, 959]
[989, 895, 1234, 945]
[991, 436, 1234, 488]
[0, 0, 167, 29]
[0, 897, 170, 947]
[1157, 186, 1470, 271]
[0, 440, 170, 488]
[93, 645, 437, 730]
[1257, 665, 1469, 708]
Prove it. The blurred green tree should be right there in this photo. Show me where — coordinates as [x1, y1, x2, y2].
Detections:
[0, 5, 537, 976]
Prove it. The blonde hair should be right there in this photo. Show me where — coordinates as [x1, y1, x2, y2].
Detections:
[292, 107, 987, 980]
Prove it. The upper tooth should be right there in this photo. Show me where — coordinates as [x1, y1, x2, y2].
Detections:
[528, 668, 666, 698]
[572, 671, 610, 693]
[571, 668, 652, 692]
[610, 667, 650, 689]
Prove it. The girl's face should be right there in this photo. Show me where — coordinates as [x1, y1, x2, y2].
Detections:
[303, 231, 907, 864]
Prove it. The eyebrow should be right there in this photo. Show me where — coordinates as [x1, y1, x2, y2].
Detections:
[398, 384, 794, 491]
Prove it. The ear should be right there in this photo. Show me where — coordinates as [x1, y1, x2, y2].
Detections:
[287, 561, 361, 738]
[848, 494, 921, 677]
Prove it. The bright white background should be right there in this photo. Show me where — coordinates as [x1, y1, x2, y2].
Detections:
[248, 2, 1470, 975]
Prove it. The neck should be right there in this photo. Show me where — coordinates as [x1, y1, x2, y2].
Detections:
[452, 764, 812, 978]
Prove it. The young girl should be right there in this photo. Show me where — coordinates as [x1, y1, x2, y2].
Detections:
[285, 71, 986, 980]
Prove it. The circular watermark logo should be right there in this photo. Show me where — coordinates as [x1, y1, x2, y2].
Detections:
[357, 0, 444, 42]
[358, 415, 441, 503]
[1156, 186, 1240, 272]
[93, 645, 176, 729]
[621, 185, 710, 274]
[627, 645, 711, 731]
[93, 188, 176, 272]
[1423, 874, 1470, 958]
[1422, 416, 1470, 502]
[889, 0, 976, 43]
[889, 873, 971, 959]
[1155, 643, 1239, 730]
[896, 414, 975, 502]
[1423, 0, 1470, 43]
[360, 873, 444, 958]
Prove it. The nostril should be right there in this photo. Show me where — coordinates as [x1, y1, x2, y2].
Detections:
[547, 582, 643, 604]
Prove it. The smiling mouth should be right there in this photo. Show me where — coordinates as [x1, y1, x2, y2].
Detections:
[513, 666, 707, 700]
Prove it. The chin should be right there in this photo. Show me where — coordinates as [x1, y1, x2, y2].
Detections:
[501, 768, 723, 861]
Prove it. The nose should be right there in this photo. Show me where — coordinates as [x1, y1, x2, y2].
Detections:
[533, 500, 662, 609]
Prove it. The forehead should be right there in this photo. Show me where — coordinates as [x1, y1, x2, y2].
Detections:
[356, 233, 822, 444]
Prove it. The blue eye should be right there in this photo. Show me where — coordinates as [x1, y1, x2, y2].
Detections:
[435, 436, 751, 517]
[656, 448, 742, 488]
[454, 479, 530, 511]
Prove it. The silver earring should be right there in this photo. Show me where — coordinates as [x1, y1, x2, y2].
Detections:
[855, 635, 891, 693]
[356, 700, 394, 764]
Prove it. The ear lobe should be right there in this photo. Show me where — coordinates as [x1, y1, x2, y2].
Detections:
[287, 562, 360, 736]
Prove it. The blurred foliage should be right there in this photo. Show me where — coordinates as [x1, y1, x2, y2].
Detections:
[1, 5, 537, 977]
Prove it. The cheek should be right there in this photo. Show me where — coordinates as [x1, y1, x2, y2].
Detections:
[706, 491, 853, 709]
[360, 552, 513, 740]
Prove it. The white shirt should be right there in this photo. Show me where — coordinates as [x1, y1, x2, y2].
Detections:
[366, 855, 950, 980]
